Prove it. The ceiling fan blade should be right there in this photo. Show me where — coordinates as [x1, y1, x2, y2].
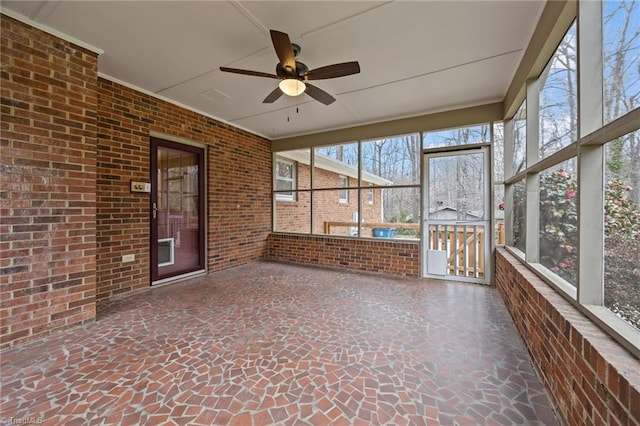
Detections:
[263, 87, 284, 103]
[220, 67, 279, 79]
[305, 83, 336, 105]
[305, 61, 361, 80]
[270, 30, 296, 73]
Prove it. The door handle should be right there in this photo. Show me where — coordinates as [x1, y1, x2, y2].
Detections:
[152, 202, 158, 219]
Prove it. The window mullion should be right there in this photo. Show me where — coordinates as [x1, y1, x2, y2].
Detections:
[526, 79, 540, 263]
[504, 119, 515, 246]
[577, 0, 605, 305]
[310, 150, 315, 234]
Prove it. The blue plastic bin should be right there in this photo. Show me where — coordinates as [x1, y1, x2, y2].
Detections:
[372, 228, 397, 238]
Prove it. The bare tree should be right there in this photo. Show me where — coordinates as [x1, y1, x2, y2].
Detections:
[603, 0, 640, 203]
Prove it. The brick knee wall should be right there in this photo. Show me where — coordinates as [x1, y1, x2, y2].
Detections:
[1, 16, 98, 349]
[495, 248, 640, 425]
[267, 233, 420, 276]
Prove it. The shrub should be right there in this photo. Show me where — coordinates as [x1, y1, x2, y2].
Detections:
[539, 169, 578, 283]
[604, 236, 640, 329]
[536, 169, 639, 329]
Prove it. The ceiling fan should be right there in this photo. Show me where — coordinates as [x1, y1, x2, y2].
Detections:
[220, 30, 360, 106]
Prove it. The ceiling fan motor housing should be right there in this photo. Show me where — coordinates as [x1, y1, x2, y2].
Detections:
[292, 43, 301, 57]
[276, 61, 308, 79]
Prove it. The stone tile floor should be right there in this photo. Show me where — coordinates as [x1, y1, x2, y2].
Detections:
[1, 261, 558, 425]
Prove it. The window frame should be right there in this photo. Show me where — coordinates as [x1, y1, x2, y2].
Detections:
[275, 158, 296, 201]
[502, 2, 640, 357]
[338, 175, 349, 203]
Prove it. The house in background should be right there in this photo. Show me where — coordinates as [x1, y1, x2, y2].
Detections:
[427, 206, 482, 221]
[274, 150, 391, 236]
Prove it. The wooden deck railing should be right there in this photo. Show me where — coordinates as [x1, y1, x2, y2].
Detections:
[429, 224, 485, 278]
[323, 221, 504, 244]
[323, 221, 419, 234]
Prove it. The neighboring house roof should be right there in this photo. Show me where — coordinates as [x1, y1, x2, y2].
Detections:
[428, 206, 483, 219]
[276, 150, 392, 186]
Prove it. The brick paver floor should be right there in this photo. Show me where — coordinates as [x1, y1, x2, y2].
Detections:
[0, 261, 558, 425]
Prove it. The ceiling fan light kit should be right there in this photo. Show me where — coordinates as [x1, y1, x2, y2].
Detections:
[220, 30, 360, 106]
[279, 79, 306, 96]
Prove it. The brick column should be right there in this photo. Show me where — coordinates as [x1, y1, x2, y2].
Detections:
[1, 16, 98, 349]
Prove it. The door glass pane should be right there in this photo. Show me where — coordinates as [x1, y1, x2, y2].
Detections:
[428, 152, 485, 220]
[426, 150, 488, 282]
[157, 146, 200, 275]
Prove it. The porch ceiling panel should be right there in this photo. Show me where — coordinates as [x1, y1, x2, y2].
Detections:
[1, 0, 545, 140]
[336, 49, 523, 126]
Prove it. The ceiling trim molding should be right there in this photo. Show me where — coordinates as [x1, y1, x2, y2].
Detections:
[0, 8, 104, 54]
[272, 102, 503, 152]
[97, 73, 269, 141]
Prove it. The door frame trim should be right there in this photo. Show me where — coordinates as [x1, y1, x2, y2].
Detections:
[421, 144, 492, 284]
[150, 136, 207, 284]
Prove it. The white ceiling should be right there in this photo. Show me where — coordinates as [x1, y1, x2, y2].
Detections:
[2, 1, 545, 140]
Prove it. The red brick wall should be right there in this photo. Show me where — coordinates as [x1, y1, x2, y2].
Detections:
[96, 79, 272, 301]
[267, 233, 420, 276]
[495, 248, 640, 426]
[0, 16, 98, 349]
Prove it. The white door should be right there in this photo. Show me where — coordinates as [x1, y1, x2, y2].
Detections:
[422, 145, 491, 284]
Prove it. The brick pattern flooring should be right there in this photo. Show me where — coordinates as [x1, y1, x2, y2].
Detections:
[0, 261, 558, 425]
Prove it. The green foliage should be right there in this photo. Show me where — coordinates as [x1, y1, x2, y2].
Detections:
[604, 236, 640, 330]
[605, 138, 625, 176]
[604, 178, 640, 239]
[512, 182, 526, 252]
[534, 169, 640, 285]
[539, 169, 578, 283]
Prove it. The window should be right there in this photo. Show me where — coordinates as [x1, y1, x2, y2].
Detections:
[274, 134, 420, 240]
[604, 130, 640, 330]
[494, 122, 506, 245]
[512, 179, 526, 253]
[603, 1, 640, 123]
[503, 2, 640, 354]
[512, 101, 527, 175]
[275, 158, 296, 201]
[539, 158, 578, 286]
[423, 124, 490, 149]
[338, 175, 348, 203]
[539, 22, 577, 158]
[274, 150, 310, 233]
[314, 189, 357, 235]
[314, 143, 358, 190]
[361, 134, 421, 239]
